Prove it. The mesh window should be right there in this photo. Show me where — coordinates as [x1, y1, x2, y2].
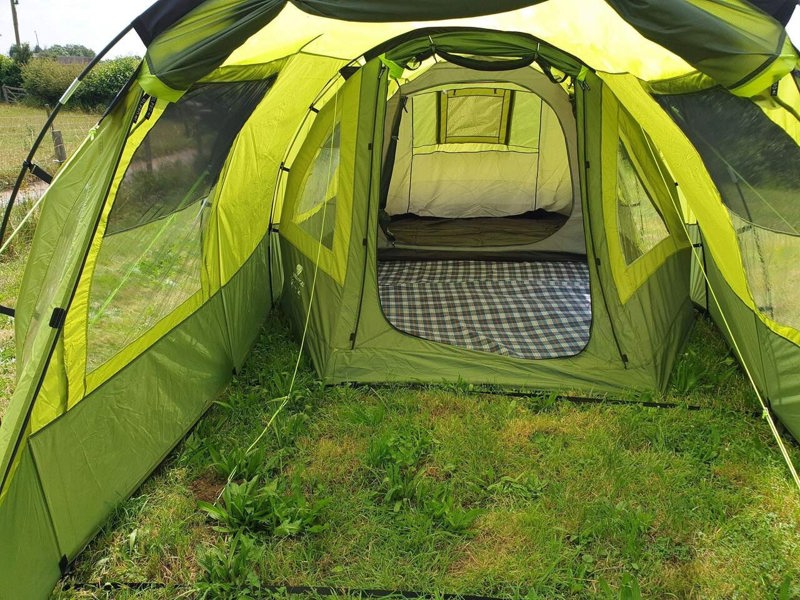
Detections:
[107, 80, 273, 235]
[86, 80, 272, 372]
[658, 89, 800, 329]
[293, 123, 341, 249]
[439, 89, 511, 144]
[616, 140, 670, 264]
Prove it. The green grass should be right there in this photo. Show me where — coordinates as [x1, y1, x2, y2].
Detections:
[0, 103, 99, 190]
[49, 313, 800, 600]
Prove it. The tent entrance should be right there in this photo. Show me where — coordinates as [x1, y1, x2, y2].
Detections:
[376, 61, 589, 359]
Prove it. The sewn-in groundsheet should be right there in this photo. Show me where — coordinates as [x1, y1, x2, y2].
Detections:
[377, 260, 591, 360]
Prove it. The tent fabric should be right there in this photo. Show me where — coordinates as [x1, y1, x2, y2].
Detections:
[137, 0, 797, 98]
[0, 5, 799, 598]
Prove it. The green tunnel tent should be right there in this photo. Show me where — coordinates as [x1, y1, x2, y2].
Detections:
[1, 0, 799, 597]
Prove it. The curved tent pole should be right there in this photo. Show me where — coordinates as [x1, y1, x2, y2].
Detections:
[0, 23, 134, 252]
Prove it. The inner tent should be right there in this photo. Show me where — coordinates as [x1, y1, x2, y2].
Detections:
[377, 62, 589, 360]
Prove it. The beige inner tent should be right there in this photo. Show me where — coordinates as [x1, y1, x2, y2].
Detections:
[382, 62, 584, 254]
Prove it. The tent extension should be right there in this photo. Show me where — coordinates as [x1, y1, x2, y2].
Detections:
[0, 1, 799, 597]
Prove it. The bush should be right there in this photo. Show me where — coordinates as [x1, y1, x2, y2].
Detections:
[21, 56, 138, 110]
[75, 57, 138, 110]
[0, 55, 22, 88]
[21, 59, 81, 106]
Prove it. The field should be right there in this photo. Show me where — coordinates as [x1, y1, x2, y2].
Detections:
[0, 103, 99, 191]
[0, 103, 798, 599]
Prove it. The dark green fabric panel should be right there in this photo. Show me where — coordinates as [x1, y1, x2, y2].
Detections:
[0, 450, 62, 600]
[24, 236, 271, 564]
[657, 88, 800, 234]
[293, 0, 545, 21]
[145, 0, 283, 92]
[688, 224, 709, 310]
[332, 60, 386, 352]
[279, 240, 344, 377]
[606, 0, 790, 91]
[221, 240, 271, 370]
[705, 249, 767, 390]
[134, 0, 204, 44]
[704, 249, 800, 440]
[382, 31, 583, 77]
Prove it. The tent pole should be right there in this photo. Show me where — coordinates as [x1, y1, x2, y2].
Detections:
[0, 23, 134, 251]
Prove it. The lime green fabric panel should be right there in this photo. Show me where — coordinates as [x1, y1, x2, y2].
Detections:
[598, 74, 762, 328]
[208, 54, 343, 286]
[0, 89, 140, 503]
[600, 86, 688, 304]
[753, 72, 800, 148]
[225, 2, 692, 83]
[24, 235, 270, 563]
[582, 71, 692, 387]
[0, 449, 62, 600]
[281, 68, 362, 286]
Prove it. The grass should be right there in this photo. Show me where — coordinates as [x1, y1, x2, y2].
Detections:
[0, 103, 99, 190]
[46, 312, 800, 600]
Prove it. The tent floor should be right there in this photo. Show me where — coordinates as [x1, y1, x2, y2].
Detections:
[387, 210, 568, 248]
[377, 259, 591, 360]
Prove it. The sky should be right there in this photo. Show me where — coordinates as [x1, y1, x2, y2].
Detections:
[1, 0, 152, 57]
[1, 1, 799, 59]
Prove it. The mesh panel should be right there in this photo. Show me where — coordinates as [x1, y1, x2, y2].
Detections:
[294, 123, 341, 249]
[659, 88, 800, 330]
[616, 141, 670, 264]
[107, 80, 273, 235]
[439, 89, 511, 144]
[86, 80, 272, 372]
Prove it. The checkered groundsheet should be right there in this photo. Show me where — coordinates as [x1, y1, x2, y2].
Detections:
[378, 260, 591, 360]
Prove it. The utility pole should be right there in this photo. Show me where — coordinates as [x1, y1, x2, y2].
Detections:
[10, 0, 21, 48]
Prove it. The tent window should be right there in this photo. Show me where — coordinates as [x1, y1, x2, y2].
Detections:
[658, 89, 800, 330]
[86, 80, 271, 373]
[438, 88, 512, 144]
[292, 122, 341, 249]
[616, 140, 670, 265]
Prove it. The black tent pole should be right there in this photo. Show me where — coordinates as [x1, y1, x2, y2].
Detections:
[0, 23, 135, 250]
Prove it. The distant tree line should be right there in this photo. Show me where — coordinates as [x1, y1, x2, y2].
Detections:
[1, 43, 139, 111]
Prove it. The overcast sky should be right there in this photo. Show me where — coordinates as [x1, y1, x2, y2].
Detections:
[1, 0, 151, 57]
[1, 1, 799, 59]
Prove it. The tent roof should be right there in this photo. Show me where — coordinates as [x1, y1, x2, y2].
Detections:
[134, 0, 798, 100]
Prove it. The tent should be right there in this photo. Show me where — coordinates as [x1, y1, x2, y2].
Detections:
[0, 0, 799, 596]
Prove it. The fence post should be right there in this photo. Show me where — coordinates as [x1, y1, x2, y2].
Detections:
[2, 85, 8, 103]
[43, 104, 68, 164]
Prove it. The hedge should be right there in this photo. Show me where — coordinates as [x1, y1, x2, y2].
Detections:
[0, 55, 23, 88]
[20, 56, 139, 111]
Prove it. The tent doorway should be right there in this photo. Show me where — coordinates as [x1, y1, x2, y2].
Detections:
[375, 62, 590, 360]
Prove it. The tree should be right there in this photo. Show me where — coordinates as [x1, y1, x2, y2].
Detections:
[9, 43, 32, 65]
[39, 44, 96, 59]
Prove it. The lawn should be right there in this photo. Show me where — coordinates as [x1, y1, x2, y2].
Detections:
[0, 103, 99, 190]
[48, 313, 800, 599]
